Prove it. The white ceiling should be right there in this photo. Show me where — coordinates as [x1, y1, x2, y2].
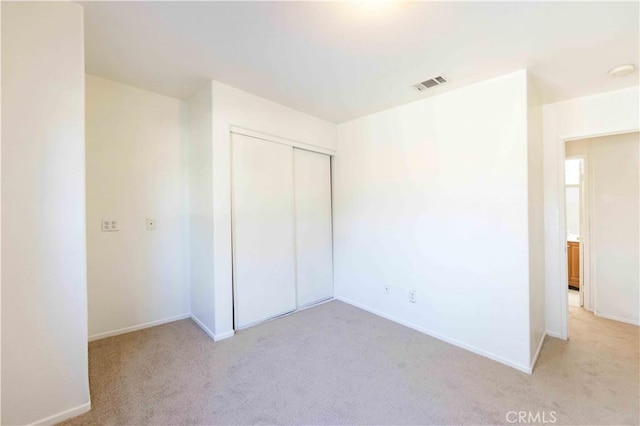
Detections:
[80, 1, 640, 123]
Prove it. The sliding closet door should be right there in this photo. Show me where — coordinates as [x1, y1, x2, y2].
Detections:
[294, 149, 333, 307]
[232, 134, 296, 329]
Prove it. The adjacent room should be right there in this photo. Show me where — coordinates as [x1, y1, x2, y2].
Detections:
[1, 1, 639, 425]
[564, 133, 640, 323]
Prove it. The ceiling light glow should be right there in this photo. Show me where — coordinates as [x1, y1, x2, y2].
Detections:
[352, 0, 399, 13]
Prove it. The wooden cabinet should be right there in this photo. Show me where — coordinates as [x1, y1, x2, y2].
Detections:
[567, 241, 580, 289]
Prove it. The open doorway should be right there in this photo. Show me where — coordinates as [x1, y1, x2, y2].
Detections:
[563, 131, 640, 328]
[564, 157, 586, 310]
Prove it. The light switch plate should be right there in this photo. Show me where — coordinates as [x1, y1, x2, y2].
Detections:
[102, 219, 119, 232]
[146, 217, 156, 231]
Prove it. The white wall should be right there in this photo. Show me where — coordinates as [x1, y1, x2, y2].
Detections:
[1, 2, 90, 424]
[333, 70, 539, 372]
[565, 160, 581, 185]
[188, 84, 215, 336]
[565, 186, 580, 237]
[543, 86, 640, 338]
[188, 81, 336, 338]
[0, 3, 3, 420]
[86, 75, 191, 339]
[564, 159, 581, 237]
[0, 3, 4, 421]
[566, 133, 639, 325]
[527, 75, 546, 363]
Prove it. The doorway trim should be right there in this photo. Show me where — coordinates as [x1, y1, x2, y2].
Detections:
[557, 127, 639, 339]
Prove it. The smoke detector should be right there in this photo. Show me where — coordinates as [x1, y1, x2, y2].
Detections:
[414, 75, 447, 91]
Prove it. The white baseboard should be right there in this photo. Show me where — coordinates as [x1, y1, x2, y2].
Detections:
[190, 314, 216, 340]
[335, 296, 532, 374]
[88, 313, 191, 342]
[190, 315, 235, 342]
[29, 400, 90, 426]
[192, 299, 335, 341]
[530, 333, 546, 373]
[595, 311, 640, 326]
[297, 297, 334, 311]
[214, 330, 235, 341]
[545, 329, 565, 339]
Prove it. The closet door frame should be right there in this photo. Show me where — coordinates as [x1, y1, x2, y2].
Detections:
[230, 126, 335, 156]
[229, 126, 335, 331]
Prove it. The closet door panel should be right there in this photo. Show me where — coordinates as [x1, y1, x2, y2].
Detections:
[294, 149, 333, 307]
[232, 134, 296, 329]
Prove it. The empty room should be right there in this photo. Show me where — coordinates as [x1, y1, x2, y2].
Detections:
[1, 1, 639, 425]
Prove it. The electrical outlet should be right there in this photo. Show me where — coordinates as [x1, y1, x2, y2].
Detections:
[384, 285, 390, 295]
[409, 290, 417, 303]
[102, 219, 119, 232]
[146, 217, 156, 231]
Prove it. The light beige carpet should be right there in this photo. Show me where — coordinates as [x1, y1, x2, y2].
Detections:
[61, 301, 639, 425]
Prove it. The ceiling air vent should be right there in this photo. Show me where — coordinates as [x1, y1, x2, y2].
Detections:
[414, 75, 447, 92]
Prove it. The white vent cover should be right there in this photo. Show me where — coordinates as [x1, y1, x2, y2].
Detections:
[414, 75, 447, 91]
